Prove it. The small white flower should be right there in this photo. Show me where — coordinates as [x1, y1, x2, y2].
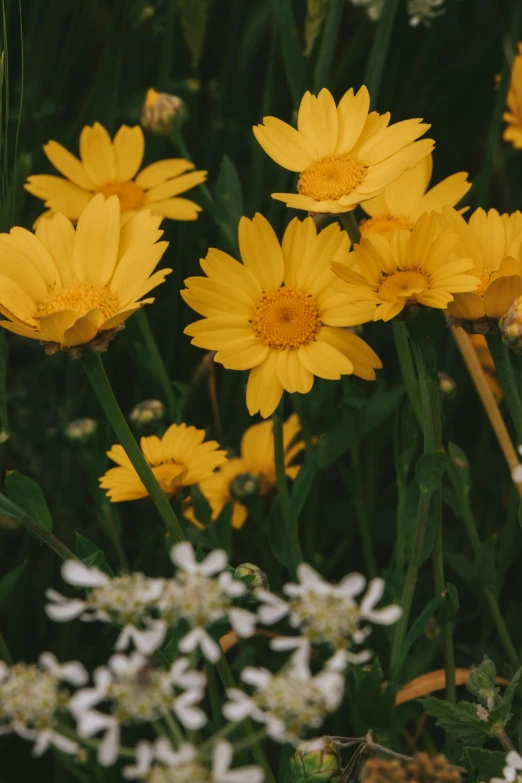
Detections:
[492, 752, 522, 783]
[407, 0, 445, 26]
[170, 542, 228, 576]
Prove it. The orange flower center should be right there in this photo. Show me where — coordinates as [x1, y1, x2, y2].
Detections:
[98, 181, 145, 212]
[251, 288, 322, 350]
[360, 215, 414, 239]
[37, 282, 120, 320]
[151, 463, 187, 497]
[298, 154, 367, 202]
[378, 271, 429, 303]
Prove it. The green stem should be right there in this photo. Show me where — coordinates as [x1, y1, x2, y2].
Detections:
[231, 728, 269, 756]
[135, 309, 177, 421]
[81, 352, 185, 543]
[363, 0, 401, 106]
[215, 654, 276, 783]
[57, 723, 135, 759]
[0, 492, 76, 561]
[273, 400, 303, 571]
[389, 487, 431, 679]
[484, 589, 520, 670]
[392, 320, 423, 426]
[291, 393, 313, 452]
[163, 710, 185, 747]
[339, 211, 361, 245]
[487, 334, 522, 444]
[0, 628, 12, 664]
[339, 455, 377, 578]
[408, 323, 456, 702]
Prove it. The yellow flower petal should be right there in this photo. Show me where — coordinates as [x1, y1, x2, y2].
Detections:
[25, 176, 92, 220]
[110, 240, 168, 306]
[144, 170, 207, 202]
[73, 194, 120, 285]
[238, 213, 284, 292]
[215, 338, 269, 370]
[36, 213, 76, 287]
[39, 310, 79, 342]
[112, 125, 145, 182]
[0, 275, 38, 325]
[253, 119, 316, 172]
[246, 352, 284, 418]
[200, 248, 263, 301]
[63, 308, 105, 347]
[276, 349, 314, 394]
[298, 338, 354, 380]
[43, 141, 95, 190]
[334, 86, 370, 155]
[297, 88, 338, 159]
[447, 292, 486, 320]
[149, 197, 202, 220]
[317, 327, 382, 379]
[135, 159, 195, 189]
[79, 122, 117, 185]
[484, 276, 522, 319]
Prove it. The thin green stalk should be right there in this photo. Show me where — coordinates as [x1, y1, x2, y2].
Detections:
[230, 728, 269, 755]
[486, 334, 522, 444]
[392, 320, 422, 426]
[163, 710, 185, 747]
[408, 324, 456, 702]
[484, 589, 520, 670]
[81, 352, 185, 543]
[363, 0, 401, 106]
[215, 654, 276, 783]
[0, 628, 12, 664]
[273, 400, 303, 570]
[0, 492, 76, 561]
[339, 455, 377, 579]
[57, 723, 135, 759]
[389, 487, 431, 678]
[291, 393, 313, 451]
[135, 309, 177, 421]
[339, 211, 361, 245]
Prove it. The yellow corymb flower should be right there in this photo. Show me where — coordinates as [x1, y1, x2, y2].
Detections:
[100, 423, 227, 502]
[0, 194, 170, 348]
[253, 86, 434, 214]
[442, 207, 522, 323]
[332, 212, 480, 324]
[182, 214, 382, 418]
[359, 154, 471, 239]
[25, 122, 207, 223]
[186, 414, 304, 530]
[504, 43, 522, 149]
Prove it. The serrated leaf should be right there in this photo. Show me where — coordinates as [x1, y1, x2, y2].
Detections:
[5, 471, 53, 533]
[415, 452, 446, 493]
[0, 559, 26, 605]
[419, 697, 490, 746]
[75, 533, 114, 577]
[463, 748, 506, 780]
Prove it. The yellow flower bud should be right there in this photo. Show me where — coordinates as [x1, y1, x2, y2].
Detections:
[141, 88, 187, 135]
[64, 418, 98, 443]
[129, 399, 165, 426]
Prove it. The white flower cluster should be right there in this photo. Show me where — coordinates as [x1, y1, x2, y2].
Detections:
[46, 543, 256, 660]
[257, 564, 401, 660]
[350, 0, 446, 26]
[492, 751, 522, 783]
[0, 652, 87, 756]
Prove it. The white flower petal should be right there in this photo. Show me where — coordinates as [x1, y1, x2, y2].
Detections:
[222, 693, 255, 722]
[336, 572, 366, 598]
[39, 654, 88, 686]
[360, 578, 385, 613]
[156, 739, 195, 765]
[170, 542, 197, 571]
[507, 753, 522, 771]
[45, 599, 87, 622]
[364, 605, 402, 625]
[200, 549, 228, 575]
[69, 687, 104, 717]
[47, 730, 79, 756]
[295, 563, 331, 594]
[228, 608, 256, 638]
[98, 721, 120, 767]
[61, 560, 109, 587]
[241, 667, 272, 688]
[123, 740, 155, 779]
[76, 710, 115, 738]
[220, 571, 246, 597]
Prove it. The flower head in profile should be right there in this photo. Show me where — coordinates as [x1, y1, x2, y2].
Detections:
[253, 85, 433, 214]
[223, 646, 345, 744]
[124, 738, 264, 782]
[99, 423, 227, 502]
[70, 652, 206, 767]
[0, 653, 87, 757]
[442, 207, 522, 327]
[0, 195, 170, 350]
[504, 43, 522, 150]
[360, 154, 470, 239]
[26, 122, 206, 223]
[185, 413, 304, 530]
[332, 212, 480, 324]
[182, 214, 382, 418]
[257, 564, 401, 659]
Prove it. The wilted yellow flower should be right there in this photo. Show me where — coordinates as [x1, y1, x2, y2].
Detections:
[99, 423, 227, 502]
[253, 85, 433, 214]
[25, 122, 207, 223]
[504, 43, 522, 149]
[442, 207, 522, 324]
[332, 212, 480, 324]
[360, 154, 471, 239]
[0, 194, 170, 349]
[185, 414, 304, 530]
[182, 214, 382, 418]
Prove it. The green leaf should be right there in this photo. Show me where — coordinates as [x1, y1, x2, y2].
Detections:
[399, 595, 443, 668]
[289, 451, 319, 519]
[349, 659, 397, 738]
[499, 664, 522, 715]
[440, 582, 460, 624]
[5, 471, 53, 533]
[474, 536, 497, 590]
[415, 452, 446, 493]
[75, 533, 114, 577]
[0, 559, 26, 605]
[266, 500, 294, 570]
[317, 410, 359, 468]
[275, 0, 309, 105]
[448, 442, 471, 494]
[214, 155, 244, 255]
[362, 386, 405, 437]
[176, 0, 211, 69]
[419, 698, 490, 746]
[463, 748, 506, 781]
[312, 0, 344, 89]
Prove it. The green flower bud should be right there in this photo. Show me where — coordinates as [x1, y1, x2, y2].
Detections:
[467, 657, 497, 698]
[129, 399, 165, 426]
[287, 741, 342, 783]
[64, 418, 98, 443]
[500, 297, 522, 354]
[141, 88, 187, 135]
[234, 563, 269, 592]
[438, 372, 456, 399]
[229, 472, 260, 500]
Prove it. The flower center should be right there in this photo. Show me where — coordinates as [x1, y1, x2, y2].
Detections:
[98, 180, 145, 212]
[298, 154, 367, 201]
[37, 282, 120, 320]
[152, 463, 187, 497]
[378, 271, 429, 303]
[360, 215, 414, 239]
[251, 288, 322, 350]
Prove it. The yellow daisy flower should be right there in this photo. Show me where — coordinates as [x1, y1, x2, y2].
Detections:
[181, 214, 382, 418]
[25, 122, 207, 223]
[332, 212, 480, 324]
[253, 85, 434, 214]
[504, 43, 522, 149]
[0, 194, 170, 348]
[99, 423, 227, 502]
[359, 154, 471, 239]
[442, 206, 522, 324]
[185, 414, 304, 530]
